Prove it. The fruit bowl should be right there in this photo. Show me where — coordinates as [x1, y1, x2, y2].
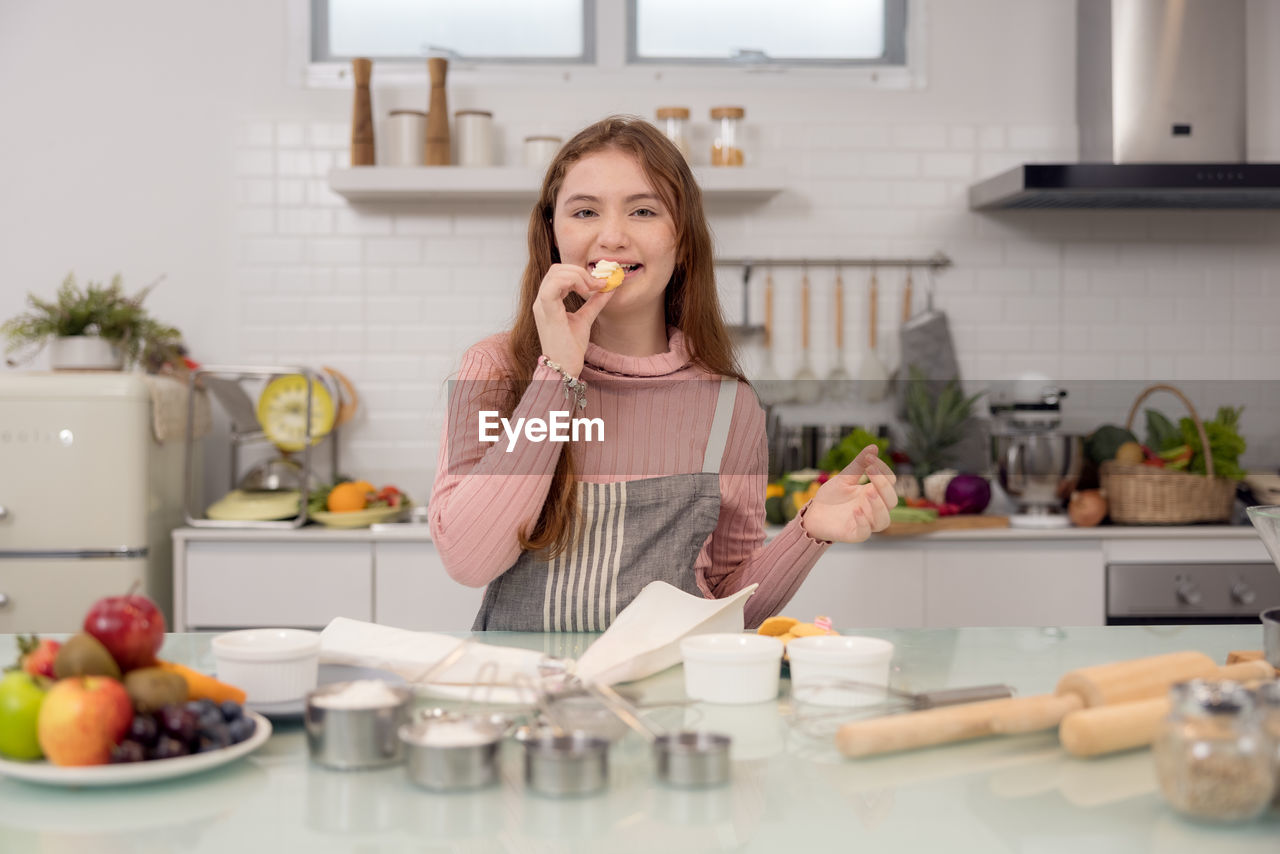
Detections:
[310, 503, 412, 529]
[0, 711, 271, 788]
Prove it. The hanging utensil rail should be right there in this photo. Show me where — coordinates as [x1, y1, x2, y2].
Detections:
[715, 252, 952, 271]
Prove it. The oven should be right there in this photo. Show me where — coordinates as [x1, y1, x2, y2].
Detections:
[1106, 561, 1280, 625]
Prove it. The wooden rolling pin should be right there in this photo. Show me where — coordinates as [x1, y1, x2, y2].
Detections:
[986, 650, 1227, 734]
[836, 651, 1218, 759]
[1058, 659, 1276, 758]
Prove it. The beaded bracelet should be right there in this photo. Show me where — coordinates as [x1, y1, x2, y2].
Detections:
[539, 356, 588, 410]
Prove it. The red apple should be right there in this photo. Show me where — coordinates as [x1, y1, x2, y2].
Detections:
[83, 593, 166, 672]
[37, 677, 132, 766]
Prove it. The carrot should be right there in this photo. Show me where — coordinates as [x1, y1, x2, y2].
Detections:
[155, 659, 247, 705]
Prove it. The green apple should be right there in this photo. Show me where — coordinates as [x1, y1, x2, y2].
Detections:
[0, 670, 46, 760]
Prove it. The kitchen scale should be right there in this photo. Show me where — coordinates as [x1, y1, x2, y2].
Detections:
[183, 366, 357, 528]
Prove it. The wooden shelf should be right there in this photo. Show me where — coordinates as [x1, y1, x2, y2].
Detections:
[328, 166, 785, 203]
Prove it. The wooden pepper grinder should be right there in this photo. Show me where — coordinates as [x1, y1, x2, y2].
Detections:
[425, 57, 451, 165]
[350, 58, 375, 166]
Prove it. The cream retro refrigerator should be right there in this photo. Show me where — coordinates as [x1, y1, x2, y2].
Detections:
[0, 372, 186, 632]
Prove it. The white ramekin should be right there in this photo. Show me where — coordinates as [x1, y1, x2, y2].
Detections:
[679, 633, 784, 705]
[787, 635, 895, 707]
[211, 628, 322, 704]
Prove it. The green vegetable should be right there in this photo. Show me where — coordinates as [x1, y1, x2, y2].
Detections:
[765, 494, 787, 525]
[1084, 425, 1138, 465]
[1178, 406, 1246, 480]
[1144, 409, 1182, 452]
[819, 429, 890, 474]
[889, 506, 939, 525]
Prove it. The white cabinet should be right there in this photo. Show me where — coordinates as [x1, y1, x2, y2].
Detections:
[374, 542, 485, 631]
[179, 539, 374, 630]
[787, 546, 926, 628]
[173, 527, 1251, 631]
[923, 541, 1106, 627]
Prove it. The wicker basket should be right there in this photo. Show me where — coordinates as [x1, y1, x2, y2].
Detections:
[1099, 384, 1237, 525]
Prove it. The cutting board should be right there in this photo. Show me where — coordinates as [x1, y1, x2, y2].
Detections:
[877, 515, 1010, 537]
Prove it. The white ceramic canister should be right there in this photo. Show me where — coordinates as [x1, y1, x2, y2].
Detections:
[679, 634, 784, 704]
[787, 636, 894, 707]
[455, 110, 495, 167]
[385, 110, 427, 166]
[523, 135, 563, 172]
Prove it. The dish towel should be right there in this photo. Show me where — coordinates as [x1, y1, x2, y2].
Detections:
[142, 374, 212, 443]
[318, 581, 757, 696]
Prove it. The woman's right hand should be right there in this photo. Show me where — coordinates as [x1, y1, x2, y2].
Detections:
[532, 263, 615, 378]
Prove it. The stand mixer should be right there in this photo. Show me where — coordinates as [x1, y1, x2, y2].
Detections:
[990, 376, 1083, 529]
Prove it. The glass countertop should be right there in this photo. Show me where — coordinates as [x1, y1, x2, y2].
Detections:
[1, 626, 1277, 852]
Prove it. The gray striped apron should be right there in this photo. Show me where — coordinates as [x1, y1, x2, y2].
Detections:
[472, 377, 739, 632]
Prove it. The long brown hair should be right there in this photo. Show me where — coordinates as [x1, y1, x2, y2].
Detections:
[502, 115, 746, 557]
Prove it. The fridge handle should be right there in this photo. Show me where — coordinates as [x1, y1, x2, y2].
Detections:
[0, 505, 8, 520]
[0, 592, 9, 609]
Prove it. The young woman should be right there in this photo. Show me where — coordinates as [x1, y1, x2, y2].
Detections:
[429, 116, 897, 632]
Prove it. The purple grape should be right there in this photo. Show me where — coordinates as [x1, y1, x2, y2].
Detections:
[150, 735, 191, 760]
[109, 740, 146, 763]
[219, 701, 243, 722]
[158, 705, 198, 744]
[128, 714, 159, 747]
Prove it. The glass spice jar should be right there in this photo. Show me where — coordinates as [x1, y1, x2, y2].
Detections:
[655, 106, 691, 160]
[1255, 680, 1280, 807]
[1152, 680, 1274, 822]
[710, 106, 745, 167]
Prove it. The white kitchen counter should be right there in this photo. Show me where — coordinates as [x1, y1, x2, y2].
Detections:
[171, 522, 1262, 544]
[174, 524, 436, 543]
[169, 523, 1273, 634]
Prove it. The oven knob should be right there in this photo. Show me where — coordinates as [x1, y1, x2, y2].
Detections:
[1175, 581, 1202, 606]
[1230, 582, 1256, 606]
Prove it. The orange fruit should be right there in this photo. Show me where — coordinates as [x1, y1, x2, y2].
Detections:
[349, 480, 375, 494]
[327, 482, 369, 512]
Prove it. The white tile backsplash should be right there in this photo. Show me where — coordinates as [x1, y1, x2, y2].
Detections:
[218, 96, 1276, 484]
[7, 1, 1280, 499]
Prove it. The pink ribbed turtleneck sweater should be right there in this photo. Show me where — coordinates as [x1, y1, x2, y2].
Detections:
[428, 328, 831, 628]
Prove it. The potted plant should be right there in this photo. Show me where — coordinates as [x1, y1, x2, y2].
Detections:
[1, 273, 186, 371]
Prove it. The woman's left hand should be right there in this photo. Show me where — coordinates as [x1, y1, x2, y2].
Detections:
[799, 445, 898, 543]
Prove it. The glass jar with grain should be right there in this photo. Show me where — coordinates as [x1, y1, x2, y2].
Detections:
[1255, 680, 1280, 807]
[1152, 679, 1273, 822]
[655, 106, 691, 160]
[710, 106, 745, 167]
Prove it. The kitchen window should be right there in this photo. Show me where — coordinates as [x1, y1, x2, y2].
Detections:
[629, 0, 907, 66]
[311, 0, 593, 63]
[300, 0, 920, 88]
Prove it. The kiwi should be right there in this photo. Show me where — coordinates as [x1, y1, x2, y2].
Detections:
[52, 633, 122, 680]
[124, 668, 189, 713]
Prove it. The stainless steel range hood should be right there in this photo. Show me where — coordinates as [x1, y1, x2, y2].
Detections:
[969, 0, 1280, 210]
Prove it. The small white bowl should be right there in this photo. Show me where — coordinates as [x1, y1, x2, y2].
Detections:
[211, 628, 322, 704]
[787, 635, 894, 707]
[679, 633, 783, 705]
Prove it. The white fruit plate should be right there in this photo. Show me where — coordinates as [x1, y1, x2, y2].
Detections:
[310, 502, 411, 529]
[0, 711, 271, 788]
